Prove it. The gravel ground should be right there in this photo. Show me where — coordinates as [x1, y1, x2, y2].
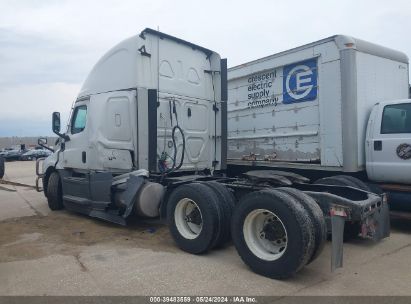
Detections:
[1, 161, 411, 296]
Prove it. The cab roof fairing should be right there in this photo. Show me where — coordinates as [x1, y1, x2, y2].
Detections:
[78, 28, 220, 99]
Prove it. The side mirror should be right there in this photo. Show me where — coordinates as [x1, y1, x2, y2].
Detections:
[52, 112, 61, 133]
[37, 137, 54, 152]
[51, 112, 69, 142]
[38, 137, 47, 145]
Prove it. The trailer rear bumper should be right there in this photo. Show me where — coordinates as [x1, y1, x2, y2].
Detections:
[304, 189, 390, 271]
[305, 190, 390, 238]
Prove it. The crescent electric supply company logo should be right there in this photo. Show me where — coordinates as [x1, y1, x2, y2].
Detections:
[396, 143, 411, 160]
[283, 58, 317, 104]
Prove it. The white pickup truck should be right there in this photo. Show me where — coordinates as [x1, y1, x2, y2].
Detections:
[366, 100, 411, 183]
[227, 35, 411, 209]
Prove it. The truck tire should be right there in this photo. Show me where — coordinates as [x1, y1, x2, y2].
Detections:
[277, 187, 326, 265]
[167, 183, 222, 254]
[202, 181, 235, 247]
[0, 156, 4, 179]
[231, 189, 315, 279]
[207, 181, 236, 210]
[47, 171, 64, 210]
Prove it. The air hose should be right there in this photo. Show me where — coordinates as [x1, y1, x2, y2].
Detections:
[159, 99, 186, 176]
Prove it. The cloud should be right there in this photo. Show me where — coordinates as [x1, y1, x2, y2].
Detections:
[0, 28, 93, 87]
[0, 118, 52, 137]
[0, 82, 80, 136]
[0, 0, 411, 136]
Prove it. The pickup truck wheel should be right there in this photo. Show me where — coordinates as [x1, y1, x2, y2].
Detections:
[47, 171, 64, 210]
[0, 156, 4, 179]
[231, 189, 315, 279]
[202, 181, 235, 248]
[277, 188, 326, 265]
[167, 183, 221, 254]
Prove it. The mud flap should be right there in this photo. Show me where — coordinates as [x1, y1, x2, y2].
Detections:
[378, 199, 391, 239]
[330, 207, 347, 272]
[373, 195, 391, 240]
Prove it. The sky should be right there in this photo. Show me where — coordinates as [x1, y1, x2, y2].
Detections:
[1, 0, 411, 136]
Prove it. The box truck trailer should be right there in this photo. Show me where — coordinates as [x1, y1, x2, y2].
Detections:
[35, 29, 389, 279]
[227, 35, 411, 208]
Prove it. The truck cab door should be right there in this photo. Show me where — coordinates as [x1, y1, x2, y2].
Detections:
[366, 101, 411, 183]
[61, 99, 90, 170]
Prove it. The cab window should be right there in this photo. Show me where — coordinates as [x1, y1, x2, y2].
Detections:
[71, 105, 87, 134]
[381, 103, 411, 134]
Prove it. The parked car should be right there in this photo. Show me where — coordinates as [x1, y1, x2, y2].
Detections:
[20, 149, 51, 161]
[4, 149, 27, 161]
[0, 148, 13, 157]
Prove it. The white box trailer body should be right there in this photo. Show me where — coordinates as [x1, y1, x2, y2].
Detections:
[227, 35, 409, 172]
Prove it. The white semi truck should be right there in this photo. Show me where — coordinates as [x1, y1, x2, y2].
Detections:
[227, 35, 411, 210]
[36, 29, 389, 280]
